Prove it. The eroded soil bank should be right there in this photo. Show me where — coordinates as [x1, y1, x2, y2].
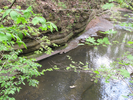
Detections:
[0, 0, 132, 60]
[0, 0, 108, 54]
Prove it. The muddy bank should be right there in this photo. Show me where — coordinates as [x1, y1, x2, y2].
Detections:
[0, 0, 109, 53]
[36, 16, 114, 61]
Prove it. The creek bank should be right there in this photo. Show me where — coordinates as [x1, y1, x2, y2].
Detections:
[36, 8, 133, 61]
[36, 16, 114, 61]
[0, 0, 109, 54]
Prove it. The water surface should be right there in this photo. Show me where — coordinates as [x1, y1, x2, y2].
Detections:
[14, 12, 133, 100]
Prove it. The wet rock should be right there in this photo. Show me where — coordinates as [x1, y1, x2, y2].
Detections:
[60, 16, 114, 54]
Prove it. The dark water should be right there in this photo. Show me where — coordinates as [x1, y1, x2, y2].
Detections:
[13, 12, 133, 100]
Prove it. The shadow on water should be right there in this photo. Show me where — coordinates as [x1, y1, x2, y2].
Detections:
[13, 12, 133, 100]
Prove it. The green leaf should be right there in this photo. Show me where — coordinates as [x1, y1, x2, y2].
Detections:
[66, 67, 70, 70]
[129, 81, 133, 83]
[16, 41, 27, 49]
[26, 6, 32, 12]
[78, 43, 84, 45]
[41, 24, 47, 31]
[102, 3, 114, 9]
[39, 17, 46, 24]
[6, 33, 12, 42]
[86, 37, 96, 43]
[16, 41, 22, 47]
[103, 37, 110, 44]
[97, 39, 103, 44]
[122, 95, 128, 98]
[0, 33, 8, 41]
[23, 12, 31, 18]
[16, 17, 26, 24]
[129, 94, 133, 96]
[127, 41, 133, 44]
[2, 9, 12, 18]
[47, 22, 58, 31]
[32, 17, 40, 25]
[94, 70, 99, 74]
[127, 54, 133, 60]
[10, 11, 19, 20]
[18, 33, 23, 40]
[9, 98, 15, 100]
[0, 9, 3, 12]
[119, 69, 130, 78]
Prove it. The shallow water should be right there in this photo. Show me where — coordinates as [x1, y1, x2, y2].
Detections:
[13, 12, 133, 100]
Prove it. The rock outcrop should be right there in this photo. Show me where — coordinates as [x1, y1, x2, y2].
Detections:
[60, 16, 114, 54]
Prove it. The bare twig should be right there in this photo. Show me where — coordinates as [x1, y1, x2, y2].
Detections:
[8, 0, 16, 9]
[120, 75, 133, 94]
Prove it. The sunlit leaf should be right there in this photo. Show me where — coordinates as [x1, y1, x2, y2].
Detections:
[2, 9, 12, 18]
[127, 41, 133, 44]
[10, 11, 19, 20]
[18, 33, 23, 40]
[32, 17, 40, 25]
[0, 9, 3, 12]
[127, 54, 133, 60]
[102, 3, 114, 9]
[23, 12, 31, 18]
[0, 33, 8, 41]
[122, 95, 128, 98]
[119, 69, 130, 78]
[94, 70, 99, 74]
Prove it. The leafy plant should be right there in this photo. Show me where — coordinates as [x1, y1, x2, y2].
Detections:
[85, 37, 111, 47]
[61, 1, 133, 98]
[0, 6, 58, 100]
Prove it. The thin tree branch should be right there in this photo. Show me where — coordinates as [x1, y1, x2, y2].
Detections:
[8, 0, 16, 9]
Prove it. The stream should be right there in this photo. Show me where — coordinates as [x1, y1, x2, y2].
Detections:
[13, 11, 133, 100]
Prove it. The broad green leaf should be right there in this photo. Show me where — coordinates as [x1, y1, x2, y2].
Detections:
[94, 70, 99, 74]
[2, 9, 12, 18]
[0, 33, 8, 41]
[23, 12, 31, 18]
[21, 17, 27, 24]
[10, 11, 18, 20]
[105, 29, 117, 34]
[129, 94, 133, 96]
[51, 23, 58, 31]
[16, 17, 22, 24]
[86, 37, 96, 44]
[16, 41, 22, 47]
[39, 26, 47, 31]
[103, 37, 110, 44]
[39, 17, 46, 24]
[102, 3, 114, 9]
[66, 67, 70, 70]
[122, 95, 128, 98]
[32, 17, 47, 26]
[16, 17, 26, 24]
[26, 6, 32, 12]
[0, 9, 3, 12]
[119, 69, 130, 78]
[42, 24, 47, 30]
[129, 81, 133, 83]
[127, 54, 133, 60]
[18, 33, 23, 40]
[9, 98, 15, 100]
[32, 17, 40, 25]
[105, 80, 110, 83]
[47, 22, 58, 31]
[6, 33, 12, 42]
[127, 41, 133, 44]
[97, 39, 103, 44]
[16, 41, 27, 49]
[50, 24, 53, 32]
